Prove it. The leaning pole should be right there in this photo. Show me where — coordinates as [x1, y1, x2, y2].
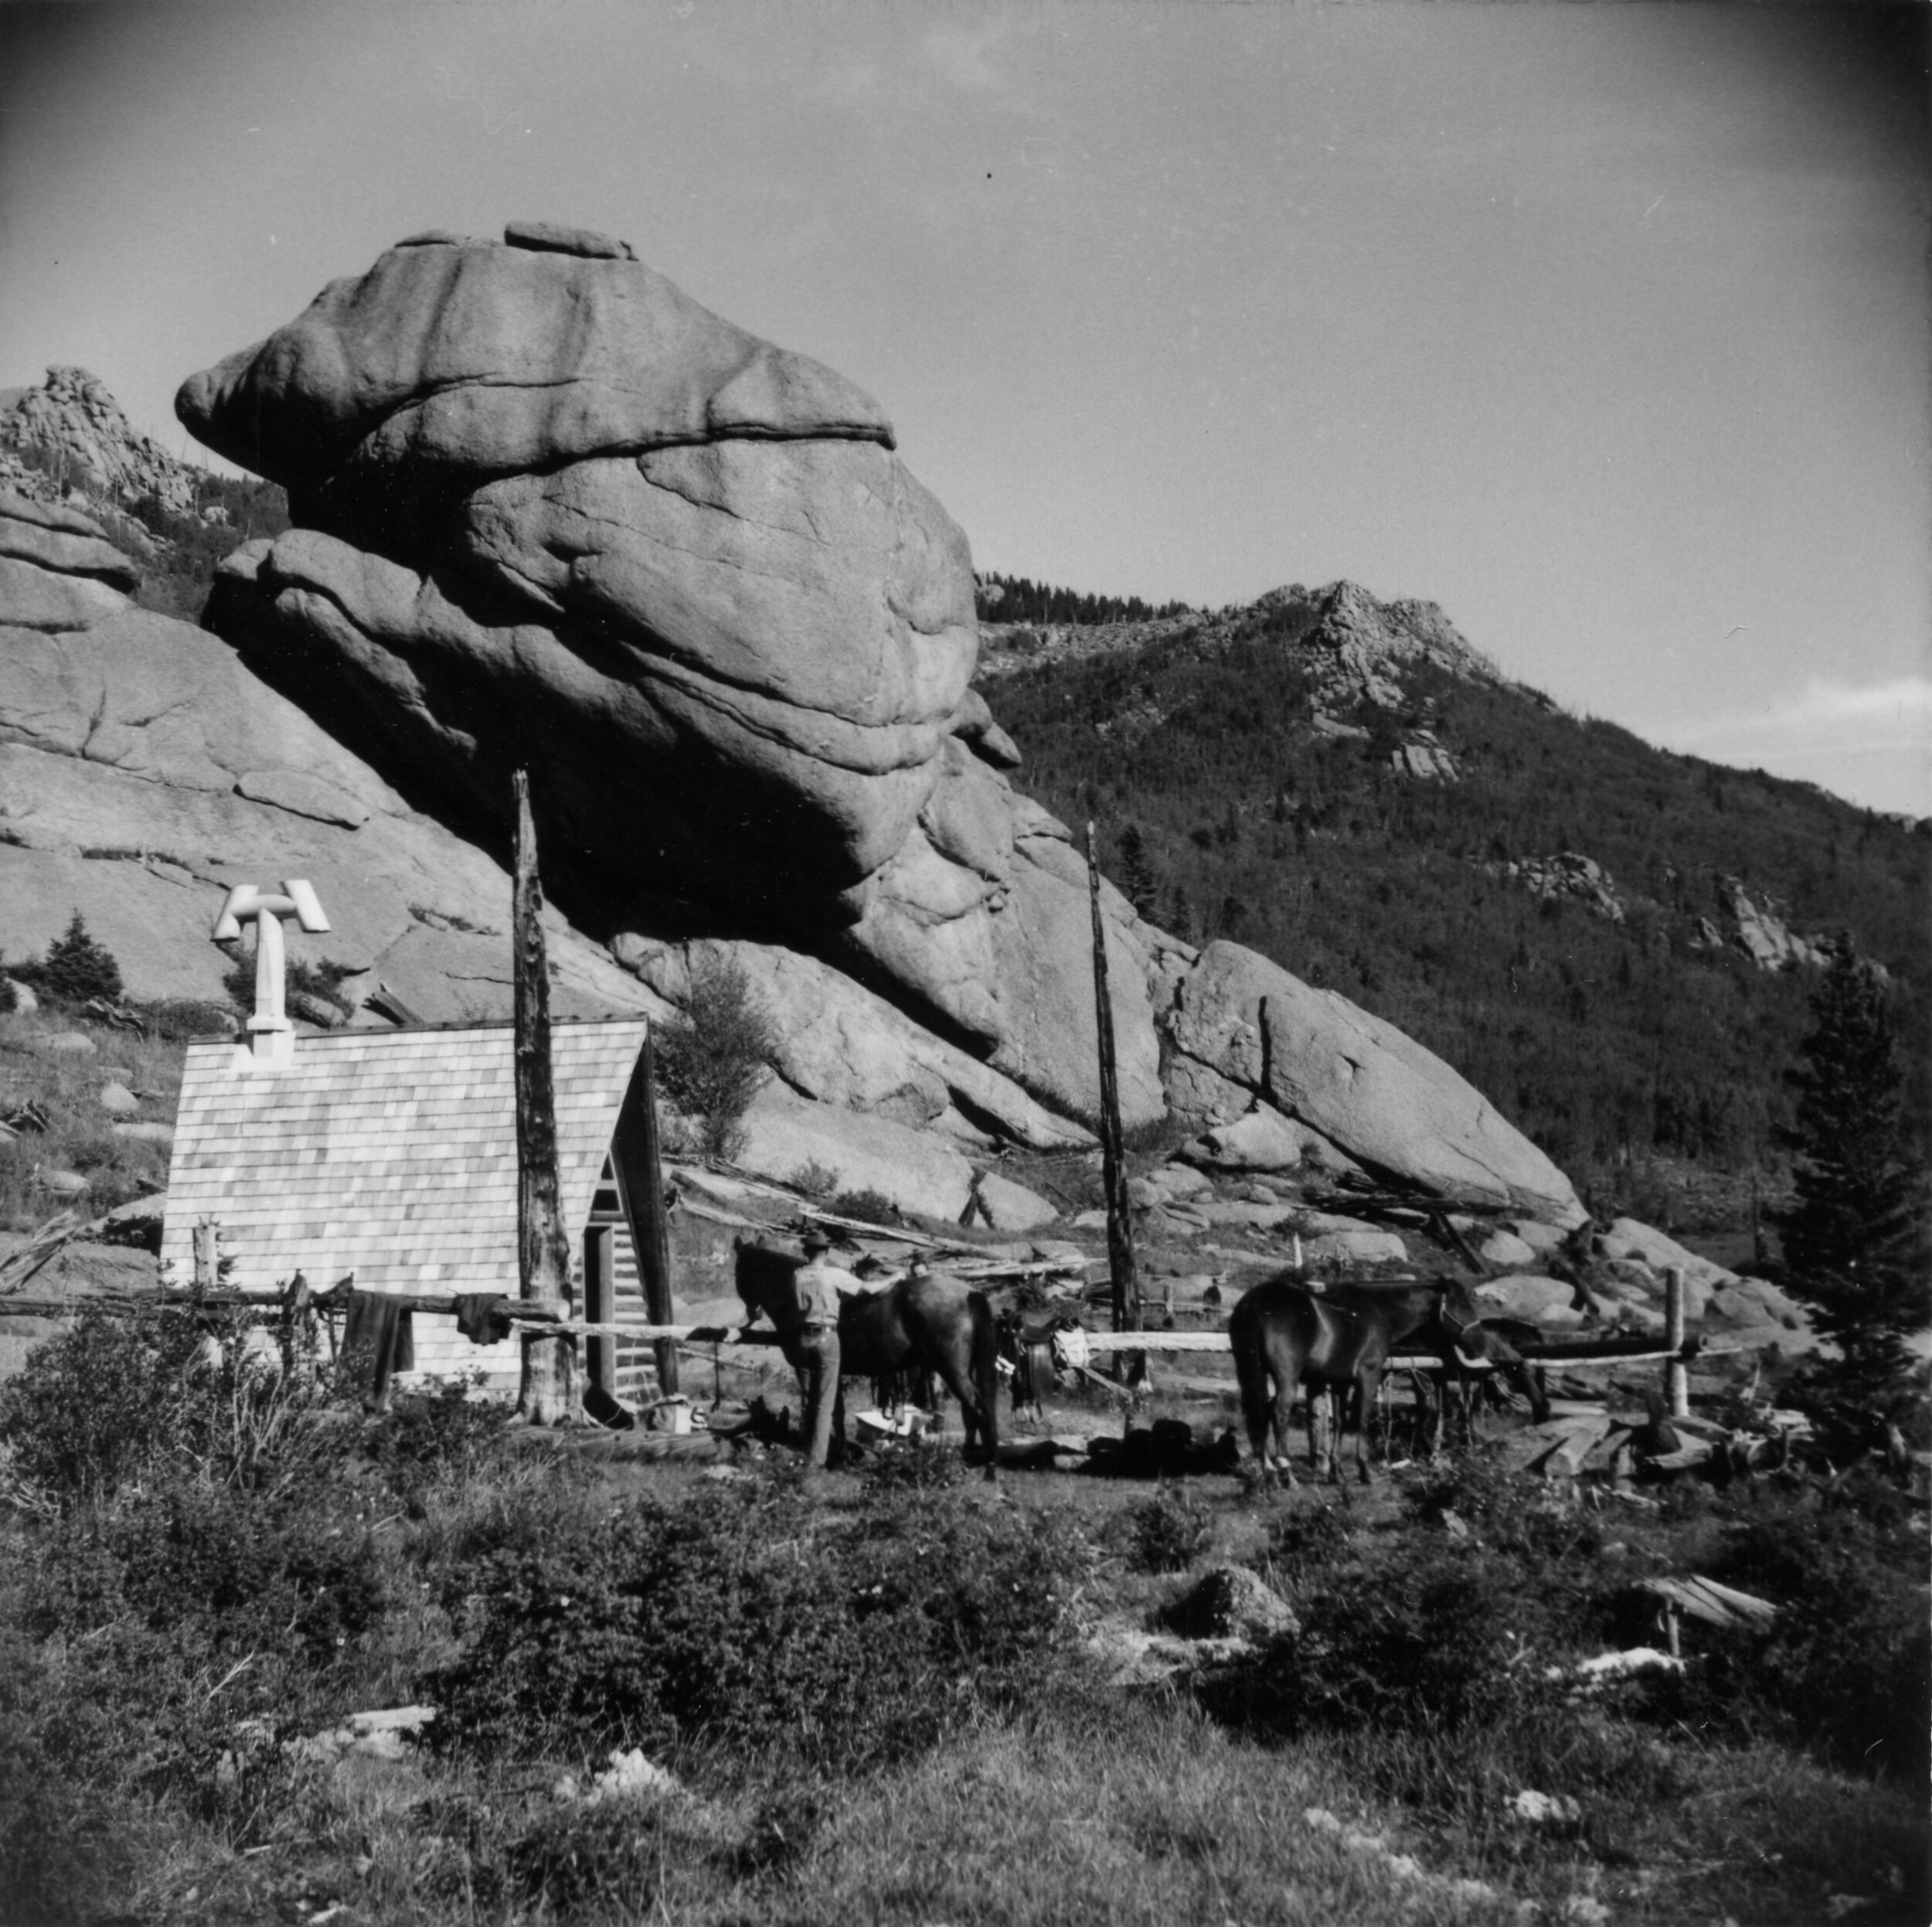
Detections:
[1085, 822, 1141, 1336]
[513, 768, 577, 1424]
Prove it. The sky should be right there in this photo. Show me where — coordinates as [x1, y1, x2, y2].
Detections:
[2, 1, 1927, 816]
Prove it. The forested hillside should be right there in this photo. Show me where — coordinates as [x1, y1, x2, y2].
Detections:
[981, 587, 1929, 1219]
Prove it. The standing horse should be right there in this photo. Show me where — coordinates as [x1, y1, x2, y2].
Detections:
[1230, 1273, 1508, 1487]
[733, 1239, 1002, 1478]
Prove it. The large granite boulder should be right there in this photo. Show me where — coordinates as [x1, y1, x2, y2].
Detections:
[1166, 941, 1585, 1224]
[180, 226, 1166, 1126]
[0, 492, 657, 1023]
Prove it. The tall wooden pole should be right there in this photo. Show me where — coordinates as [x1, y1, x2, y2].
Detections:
[513, 768, 577, 1424]
[1086, 822, 1140, 1333]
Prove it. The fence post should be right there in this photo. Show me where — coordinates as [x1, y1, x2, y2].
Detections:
[1663, 1265, 1689, 1420]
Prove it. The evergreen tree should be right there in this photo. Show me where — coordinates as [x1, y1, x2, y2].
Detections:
[1774, 940, 1928, 1411]
[38, 912, 124, 1006]
[1117, 824, 1162, 921]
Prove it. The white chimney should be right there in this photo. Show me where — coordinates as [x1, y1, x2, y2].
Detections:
[211, 880, 331, 1070]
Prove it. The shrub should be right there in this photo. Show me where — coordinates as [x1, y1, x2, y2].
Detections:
[831, 1187, 900, 1225]
[652, 957, 775, 1161]
[29, 912, 125, 1006]
[1202, 1544, 1580, 1744]
[1668, 1493, 1930, 1782]
[1123, 1480, 1213, 1573]
[0, 1306, 204, 1507]
[425, 1472, 1087, 1775]
[28, 1483, 386, 1664]
[0, 1303, 347, 1510]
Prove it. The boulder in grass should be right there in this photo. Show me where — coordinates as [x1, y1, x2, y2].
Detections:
[43, 1031, 97, 1057]
[97, 1081, 139, 1116]
[1162, 1565, 1298, 1643]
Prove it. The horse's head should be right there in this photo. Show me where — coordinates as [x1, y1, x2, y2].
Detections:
[1423, 1276, 1487, 1342]
[733, 1236, 804, 1318]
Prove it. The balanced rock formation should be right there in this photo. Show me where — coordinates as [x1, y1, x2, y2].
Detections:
[181, 224, 1166, 1126]
[155, 226, 1588, 1220]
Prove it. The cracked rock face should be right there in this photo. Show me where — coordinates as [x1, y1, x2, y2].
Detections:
[1167, 941, 1584, 1225]
[178, 226, 1166, 1123]
[0, 490, 654, 1020]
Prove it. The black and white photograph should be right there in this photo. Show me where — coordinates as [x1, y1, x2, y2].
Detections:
[0, 5, 1926, 1923]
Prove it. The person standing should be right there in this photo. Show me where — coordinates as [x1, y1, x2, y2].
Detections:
[784, 1229, 856, 1472]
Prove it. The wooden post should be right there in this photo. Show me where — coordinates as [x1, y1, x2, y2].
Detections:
[1084, 822, 1140, 1335]
[191, 1219, 217, 1294]
[1663, 1265, 1689, 1420]
[512, 768, 577, 1425]
[612, 1026, 679, 1395]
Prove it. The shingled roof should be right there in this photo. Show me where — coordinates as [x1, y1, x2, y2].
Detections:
[160, 1018, 650, 1384]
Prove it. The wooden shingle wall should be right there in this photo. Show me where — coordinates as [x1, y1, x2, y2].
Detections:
[162, 1020, 648, 1391]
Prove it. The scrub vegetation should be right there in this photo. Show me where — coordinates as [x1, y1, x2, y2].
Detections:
[0, 1310, 1923, 1927]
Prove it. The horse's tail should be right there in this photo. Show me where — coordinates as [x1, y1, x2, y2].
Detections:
[1229, 1289, 1271, 1466]
[968, 1289, 1000, 1475]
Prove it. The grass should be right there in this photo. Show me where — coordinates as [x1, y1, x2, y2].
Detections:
[0, 1005, 189, 1229]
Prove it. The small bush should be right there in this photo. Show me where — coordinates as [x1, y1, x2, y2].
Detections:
[832, 1187, 900, 1225]
[1123, 1480, 1213, 1573]
[0, 1306, 204, 1507]
[653, 958, 776, 1162]
[787, 1159, 839, 1200]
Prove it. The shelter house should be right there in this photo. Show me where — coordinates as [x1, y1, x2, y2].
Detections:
[159, 880, 668, 1398]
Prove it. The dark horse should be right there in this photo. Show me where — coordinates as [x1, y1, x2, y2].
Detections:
[732, 1239, 1002, 1479]
[1231, 1273, 1518, 1487]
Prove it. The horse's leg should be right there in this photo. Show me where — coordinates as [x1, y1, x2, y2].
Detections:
[1270, 1356, 1301, 1490]
[1354, 1365, 1384, 1485]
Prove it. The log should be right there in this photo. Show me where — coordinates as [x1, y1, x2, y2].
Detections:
[512, 769, 576, 1425]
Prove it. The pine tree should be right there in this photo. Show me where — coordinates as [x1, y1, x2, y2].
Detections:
[1117, 824, 1162, 921]
[1774, 940, 1928, 1412]
[39, 912, 124, 1006]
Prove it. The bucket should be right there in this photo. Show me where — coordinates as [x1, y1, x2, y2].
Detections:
[658, 1396, 693, 1436]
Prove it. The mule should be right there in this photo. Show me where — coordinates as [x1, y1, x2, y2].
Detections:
[1436, 1313, 1551, 1445]
[733, 1238, 1002, 1478]
[1230, 1274, 1510, 1487]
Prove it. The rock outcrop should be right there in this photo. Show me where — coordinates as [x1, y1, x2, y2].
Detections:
[1166, 941, 1585, 1224]
[180, 226, 1168, 1126]
[0, 490, 656, 1023]
[1489, 850, 1626, 924]
[1, 367, 205, 515]
[1691, 876, 1829, 972]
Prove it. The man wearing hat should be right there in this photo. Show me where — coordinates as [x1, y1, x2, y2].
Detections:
[784, 1229, 862, 1472]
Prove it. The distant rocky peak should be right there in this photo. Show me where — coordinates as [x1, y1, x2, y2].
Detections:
[0, 365, 202, 516]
